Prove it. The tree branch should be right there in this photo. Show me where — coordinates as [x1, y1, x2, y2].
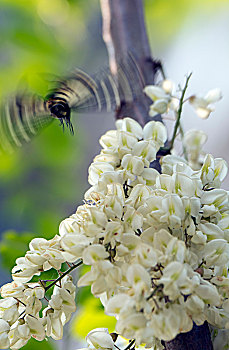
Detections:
[100, 1, 213, 349]
[163, 322, 213, 350]
[100, 0, 162, 126]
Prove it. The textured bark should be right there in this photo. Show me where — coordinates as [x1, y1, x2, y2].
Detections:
[100, 1, 213, 349]
[164, 322, 213, 350]
[100, 0, 162, 126]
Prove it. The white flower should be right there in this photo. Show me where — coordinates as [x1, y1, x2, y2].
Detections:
[126, 184, 151, 209]
[60, 234, 91, 262]
[116, 117, 143, 139]
[116, 312, 147, 340]
[132, 140, 157, 164]
[189, 88, 222, 119]
[25, 315, 45, 341]
[11, 257, 40, 283]
[86, 328, 114, 350]
[0, 298, 19, 324]
[0, 319, 10, 349]
[121, 154, 144, 176]
[140, 168, 160, 186]
[59, 217, 81, 236]
[105, 294, 134, 315]
[8, 318, 31, 349]
[143, 82, 174, 117]
[24, 283, 45, 300]
[162, 79, 174, 94]
[83, 245, 109, 265]
[104, 194, 124, 220]
[200, 154, 228, 187]
[123, 207, 143, 231]
[159, 262, 193, 300]
[212, 329, 229, 350]
[198, 223, 224, 240]
[50, 289, 76, 323]
[94, 152, 120, 167]
[135, 243, 158, 268]
[203, 239, 229, 267]
[150, 304, 193, 341]
[43, 308, 63, 340]
[195, 280, 221, 306]
[117, 131, 138, 156]
[173, 173, 197, 197]
[126, 264, 151, 291]
[143, 121, 167, 148]
[88, 162, 114, 186]
[183, 129, 207, 167]
[160, 194, 185, 228]
[1, 282, 25, 299]
[185, 295, 205, 325]
[99, 130, 118, 150]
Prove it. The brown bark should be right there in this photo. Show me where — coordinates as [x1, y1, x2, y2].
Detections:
[100, 0, 162, 126]
[100, 0, 214, 349]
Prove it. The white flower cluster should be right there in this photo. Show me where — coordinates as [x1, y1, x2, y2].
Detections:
[0, 275, 76, 349]
[1, 114, 228, 349]
[59, 118, 227, 345]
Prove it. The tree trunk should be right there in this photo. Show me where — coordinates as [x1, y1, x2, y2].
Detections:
[100, 0, 162, 126]
[99, 1, 213, 349]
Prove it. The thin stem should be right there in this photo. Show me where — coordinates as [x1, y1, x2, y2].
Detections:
[146, 284, 163, 301]
[45, 259, 83, 292]
[169, 73, 192, 150]
[14, 297, 26, 307]
[114, 344, 121, 350]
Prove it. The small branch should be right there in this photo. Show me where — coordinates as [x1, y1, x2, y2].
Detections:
[45, 259, 83, 292]
[146, 284, 163, 301]
[14, 297, 26, 307]
[124, 339, 135, 350]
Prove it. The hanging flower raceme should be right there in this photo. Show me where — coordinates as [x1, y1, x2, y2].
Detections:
[59, 117, 229, 347]
[0, 75, 227, 350]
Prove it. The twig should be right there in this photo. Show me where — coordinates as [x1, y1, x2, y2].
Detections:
[45, 259, 83, 292]
[124, 339, 135, 350]
[169, 73, 192, 151]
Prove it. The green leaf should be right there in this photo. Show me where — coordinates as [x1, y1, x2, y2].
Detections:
[23, 337, 55, 350]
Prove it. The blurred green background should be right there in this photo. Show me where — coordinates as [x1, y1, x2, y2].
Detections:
[0, 0, 229, 349]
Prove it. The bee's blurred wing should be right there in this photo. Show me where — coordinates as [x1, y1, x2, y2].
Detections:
[49, 54, 145, 113]
[0, 95, 53, 153]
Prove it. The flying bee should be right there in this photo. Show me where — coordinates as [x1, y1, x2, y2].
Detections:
[0, 54, 145, 153]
